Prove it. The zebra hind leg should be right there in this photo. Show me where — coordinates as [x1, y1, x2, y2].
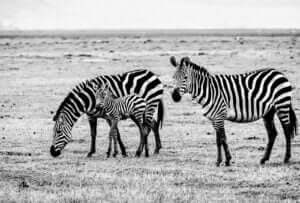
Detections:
[146, 118, 162, 154]
[277, 107, 293, 163]
[260, 108, 277, 165]
[135, 124, 146, 157]
[143, 125, 151, 157]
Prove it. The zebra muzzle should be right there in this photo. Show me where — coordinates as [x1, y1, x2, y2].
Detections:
[171, 88, 182, 102]
[50, 145, 61, 157]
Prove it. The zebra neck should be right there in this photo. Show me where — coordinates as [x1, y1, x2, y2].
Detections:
[194, 76, 216, 106]
[104, 98, 117, 112]
[61, 110, 78, 128]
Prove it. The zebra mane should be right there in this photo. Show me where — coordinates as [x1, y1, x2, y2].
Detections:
[52, 80, 94, 121]
[182, 58, 210, 76]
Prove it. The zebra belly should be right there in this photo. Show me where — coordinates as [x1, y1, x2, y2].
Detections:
[225, 105, 270, 123]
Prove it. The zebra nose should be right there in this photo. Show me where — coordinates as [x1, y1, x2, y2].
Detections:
[171, 88, 182, 102]
[50, 145, 61, 157]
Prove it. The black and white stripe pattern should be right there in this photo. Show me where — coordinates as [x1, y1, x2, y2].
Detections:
[96, 86, 148, 157]
[50, 69, 164, 158]
[170, 56, 297, 166]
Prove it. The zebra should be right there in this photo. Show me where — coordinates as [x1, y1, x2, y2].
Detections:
[95, 84, 149, 157]
[170, 56, 298, 166]
[50, 69, 164, 158]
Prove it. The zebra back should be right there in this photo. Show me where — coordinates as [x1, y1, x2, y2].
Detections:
[53, 69, 163, 123]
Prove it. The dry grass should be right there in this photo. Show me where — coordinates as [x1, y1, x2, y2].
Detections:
[0, 31, 300, 202]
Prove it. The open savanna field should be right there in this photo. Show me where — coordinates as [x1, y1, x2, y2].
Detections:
[0, 30, 300, 202]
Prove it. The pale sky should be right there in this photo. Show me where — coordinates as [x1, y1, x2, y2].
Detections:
[0, 0, 300, 30]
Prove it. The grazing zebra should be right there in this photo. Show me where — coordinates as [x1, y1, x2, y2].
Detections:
[50, 69, 164, 158]
[95, 85, 149, 157]
[170, 56, 298, 166]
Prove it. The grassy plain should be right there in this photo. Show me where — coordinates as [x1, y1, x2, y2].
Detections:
[0, 30, 300, 202]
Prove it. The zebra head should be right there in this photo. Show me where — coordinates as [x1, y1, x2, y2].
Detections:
[170, 56, 192, 102]
[95, 83, 113, 107]
[50, 112, 72, 157]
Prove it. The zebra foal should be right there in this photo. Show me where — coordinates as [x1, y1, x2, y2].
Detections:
[170, 56, 297, 166]
[95, 85, 149, 157]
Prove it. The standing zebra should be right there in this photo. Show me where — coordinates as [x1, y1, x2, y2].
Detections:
[50, 69, 164, 158]
[95, 85, 149, 157]
[170, 56, 297, 166]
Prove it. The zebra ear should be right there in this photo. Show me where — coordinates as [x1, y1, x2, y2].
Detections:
[181, 57, 191, 65]
[170, 56, 177, 67]
[184, 57, 190, 63]
[53, 114, 58, 121]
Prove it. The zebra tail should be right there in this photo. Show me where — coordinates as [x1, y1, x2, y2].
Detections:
[157, 99, 164, 129]
[290, 105, 298, 139]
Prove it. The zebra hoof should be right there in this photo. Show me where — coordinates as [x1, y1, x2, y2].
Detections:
[135, 151, 141, 157]
[260, 158, 266, 165]
[225, 161, 231, 167]
[122, 153, 128, 158]
[87, 153, 93, 158]
[284, 158, 290, 164]
[106, 152, 111, 158]
[154, 149, 160, 154]
[216, 162, 221, 167]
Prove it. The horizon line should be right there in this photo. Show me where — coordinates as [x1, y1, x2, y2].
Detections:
[1, 28, 300, 32]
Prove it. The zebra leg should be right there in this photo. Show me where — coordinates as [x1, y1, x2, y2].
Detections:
[277, 107, 292, 163]
[282, 124, 292, 163]
[107, 128, 112, 158]
[145, 106, 162, 154]
[135, 124, 146, 157]
[281, 123, 292, 163]
[143, 125, 151, 157]
[106, 120, 127, 157]
[221, 131, 232, 166]
[116, 127, 127, 157]
[215, 132, 223, 167]
[111, 121, 119, 158]
[87, 117, 97, 157]
[148, 119, 162, 154]
[213, 120, 231, 166]
[261, 108, 277, 165]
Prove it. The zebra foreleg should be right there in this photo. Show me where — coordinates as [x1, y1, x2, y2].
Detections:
[87, 117, 97, 157]
[222, 133, 232, 166]
[261, 108, 277, 164]
[106, 119, 127, 157]
[215, 133, 223, 167]
[110, 120, 119, 157]
[213, 120, 231, 166]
